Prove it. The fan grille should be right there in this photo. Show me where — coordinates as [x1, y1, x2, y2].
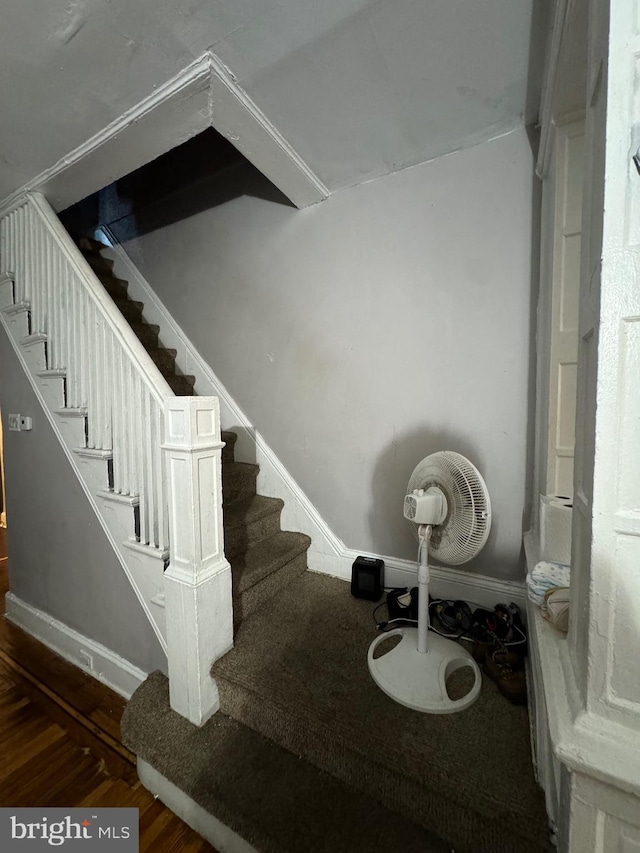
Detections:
[407, 451, 491, 565]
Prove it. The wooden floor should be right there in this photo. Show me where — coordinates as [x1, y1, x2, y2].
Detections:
[0, 527, 218, 852]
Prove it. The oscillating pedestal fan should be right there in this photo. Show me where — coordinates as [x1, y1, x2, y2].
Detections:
[368, 451, 491, 714]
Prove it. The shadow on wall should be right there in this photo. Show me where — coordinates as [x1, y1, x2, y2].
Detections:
[369, 425, 505, 576]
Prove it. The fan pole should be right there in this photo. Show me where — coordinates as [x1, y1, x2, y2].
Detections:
[417, 525, 431, 654]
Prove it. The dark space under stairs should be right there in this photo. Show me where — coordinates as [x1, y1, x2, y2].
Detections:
[80, 238, 549, 853]
[77, 237, 311, 625]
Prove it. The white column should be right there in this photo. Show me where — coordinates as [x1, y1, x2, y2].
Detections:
[163, 396, 233, 726]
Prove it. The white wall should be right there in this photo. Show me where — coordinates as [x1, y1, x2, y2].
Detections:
[119, 127, 536, 581]
[0, 331, 167, 674]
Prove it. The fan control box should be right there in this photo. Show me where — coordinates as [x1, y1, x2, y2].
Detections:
[351, 556, 384, 601]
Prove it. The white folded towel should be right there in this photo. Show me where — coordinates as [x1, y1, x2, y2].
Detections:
[527, 561, 570, 606]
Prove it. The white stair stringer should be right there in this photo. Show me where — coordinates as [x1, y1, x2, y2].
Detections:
[0, 274, 168, 654]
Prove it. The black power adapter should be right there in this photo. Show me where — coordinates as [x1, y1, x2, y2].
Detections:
[387, 587, 419, 621]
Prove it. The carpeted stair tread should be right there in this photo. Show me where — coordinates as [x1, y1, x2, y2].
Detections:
[212, 572, 549, 853]
[148, 347, 179, 374]
[97, 275, 129, 298]
[83, 253, 115, 273]
[167, 374, 196, 395]
[230, 531, 310, 624]
[122, 671, 450, 853]
[223, 493, 284, 525]
[221, 431, 237, 463]
[78, 236, 108, 253]
[130, 322, 160, 349]
[112, 297, 144, 323]
[231, 530, 311, 594]
[230, 531, 310, 595]
[223, 494, 285, 559]
[222, 460, 259, 501]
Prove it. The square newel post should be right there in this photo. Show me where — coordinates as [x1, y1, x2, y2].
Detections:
[162, 396, 233, 726]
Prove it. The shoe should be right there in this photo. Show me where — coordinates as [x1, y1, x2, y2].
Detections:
[483, 649, 527, 705]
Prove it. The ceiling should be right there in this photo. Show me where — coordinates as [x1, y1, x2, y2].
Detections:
[0, 0, 549, 202]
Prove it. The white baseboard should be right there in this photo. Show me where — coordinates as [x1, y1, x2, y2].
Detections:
[99, 231, 526, 613]
[311, 549, 526, 611]
[5, 592, 147, 699]
[138, 759, 259, 853]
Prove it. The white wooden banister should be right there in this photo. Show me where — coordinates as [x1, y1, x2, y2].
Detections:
[29, 193, 174, 401]
[163, 397, 233, 725]
[0, 191, 234, 725]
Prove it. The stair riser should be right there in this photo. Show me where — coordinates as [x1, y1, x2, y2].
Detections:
[6, 311, 29, 339]
[37, 375, 66, 409]
[150, 350, 178, 374]
[21, 340, 47, 373]
[221, 434, 236, 464]
[0, 279, 14, 309]
[224, 508, 283, 559]
[222, 469, 258, 503]
[235, 551, 308, 624]
[114, 301, 144, 324]
[167, 376, 196, 395]
[54, 414, 87, 448]
[121, 547, 167, 631]
[85, 256, 114, 274]
[75, 455, 111, 492]
[131, 325, 160, 349]
[98, 496, 137, 545]
[102, 280, 129, 300]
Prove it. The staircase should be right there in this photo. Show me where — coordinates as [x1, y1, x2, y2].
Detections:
[0, 200, 549, 853]
[75, 236, 312, 629]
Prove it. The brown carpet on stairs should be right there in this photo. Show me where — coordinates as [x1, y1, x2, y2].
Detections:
[76, 235, 312, 621]
[210, 572, 550, 853]
[122, 672, 451, 853]
[84, 233, 547, 851]
[77, 237, 196, 396]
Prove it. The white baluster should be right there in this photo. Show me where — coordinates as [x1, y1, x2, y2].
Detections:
[94, 312, 105, 449]
[155, 404, 168, 552]
[163, 396, 232, 726]
[55, 253, 66, 373]
[135, 381, 147, 545]
[31, 211, 41, 334]
[0, 215, 6, 274]
[16, 206, 25, 303]
[9, 212, 16, 281]
[86, 300, 97, 448]
[112, 342, 124, 494]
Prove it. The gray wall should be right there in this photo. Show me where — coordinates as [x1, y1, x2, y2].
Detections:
[0, 331, 167, 674]
[120, 127, 537, 581]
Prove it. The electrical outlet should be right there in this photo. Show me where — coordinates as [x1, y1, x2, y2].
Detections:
[19, 416, 32, 431]
[8, 414, 20, 432]
[78, 649, 93, 671]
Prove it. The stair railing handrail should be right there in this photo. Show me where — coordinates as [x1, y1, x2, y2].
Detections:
[0, 193, 234, 723]
[27, 192, 174, 404]
[0, 190, 177, 552]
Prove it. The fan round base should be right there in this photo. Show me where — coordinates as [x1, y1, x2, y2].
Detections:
[367, 627, 481, 714]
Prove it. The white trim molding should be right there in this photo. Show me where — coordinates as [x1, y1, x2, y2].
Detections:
[5, 592, 147, 699]
[0, 53, 329, 217]
[100, 231, 526, 613]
